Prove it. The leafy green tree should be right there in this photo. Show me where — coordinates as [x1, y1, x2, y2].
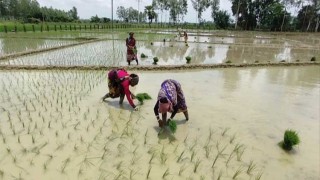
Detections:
[68, 6, 79, 21]
[297, 5, 318, 31]
[0, 0, 9, 17]
[214, 10, 230, 29]
[128, 7, 139, 22]
[261, 2, 290, 31]
[101, 17, 111, 23]
[153, 0, 170, 24]
[8, 0, 19, 18]
[168, 0, 188, 24]
[116, 6, 128, 21]
[211, 0, 220, 20]
[145, 5, 157, 27]
[191, 0, 211, 25]
[230, 0, 256, 30]
[90, 15, 100, 23]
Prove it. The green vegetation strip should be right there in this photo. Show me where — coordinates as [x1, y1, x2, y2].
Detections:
[0, 62, 318, 71]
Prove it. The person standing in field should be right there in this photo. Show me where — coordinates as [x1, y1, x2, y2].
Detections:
[183, 31, 188, 43]
[102, 69, 139, 111]
[126, 32, 139, 65]
[154, 79, 189, 128]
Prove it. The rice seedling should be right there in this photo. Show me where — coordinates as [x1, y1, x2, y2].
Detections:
[232, 166, 243, 179]
[184, 135, 188, 144]
[32, 135, 35, 144]
[194, 158, 201, 173]
[162, 168, 169, 179]
[132, 145, 139, 155]
[136, 93, 152, 104]
[131, 154, 141, 165]
[160, 152, 168, 165]
[221, 127, 230, 136]
[12, 156, 17, 164]
[190, 151, 196, 162]
[153, 57, 159, 65]
[146, 166, 151, 179]
[186, 56, 192, 64]
[0, 169, 4, 178]
[281, 129, 300, 151]
[176, 164, 186, 176]
[200, 175, 205, 180]
[43, 162, 48, 171]
[116, 161, 123, 170]
[168, 120, 177, 133]
[255, 171, 263, 180]
[74, 144, 79, 152]
[225, 151, 234, 167]
[208, 128, 214, 141]
[236, 147, 246, 161]
[217, 170, 223, 180]
[212, 144, 228, 168]
[149, 152, 156, 164]
[6, 147, 11, 154]
[129, 168, 139, 180]
[29, 158, 34, 166]
[247, 160, 257, 174]
[2, 136, 6, 144]
[230, 134, 236, 144]
[177, 150, 185, 163]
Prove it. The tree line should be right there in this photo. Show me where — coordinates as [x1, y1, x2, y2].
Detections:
[0, 0, 319, 32]
[0, 0, 79, 22]
[138, 0, 319, 32]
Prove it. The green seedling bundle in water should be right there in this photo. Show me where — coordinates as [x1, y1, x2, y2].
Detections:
[168, 120, 177, 133]
[135, 93, 152, 104]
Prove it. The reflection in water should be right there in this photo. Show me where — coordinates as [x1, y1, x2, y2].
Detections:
[1, 37, 319, 66]
[276, 42, 292, 62]
[221, 68, 240, 93]
[0, 38, 75, 56]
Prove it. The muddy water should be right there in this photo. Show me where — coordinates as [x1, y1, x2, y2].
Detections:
[0, 66, 318, 179]
[1, 39, 318, 66]
[0, 38, 76, 57]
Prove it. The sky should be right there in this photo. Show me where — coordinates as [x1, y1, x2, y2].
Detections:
[37, 0, 233, 23]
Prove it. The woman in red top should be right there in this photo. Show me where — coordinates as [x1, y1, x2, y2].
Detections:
[102, 69, 139, 111]
[126, 32, 139, 65]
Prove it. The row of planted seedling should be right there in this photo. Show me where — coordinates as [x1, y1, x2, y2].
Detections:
[0, 70, 264, 179]
[1, 41, 126, 66]
[0, 70, 109, 178]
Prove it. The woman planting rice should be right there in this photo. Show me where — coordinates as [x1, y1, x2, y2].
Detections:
[102, 69, 139, 111]
[154, 79, 189, 128]
[126, 32, 139, 65]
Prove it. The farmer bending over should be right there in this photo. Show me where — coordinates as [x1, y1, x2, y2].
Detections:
[102, 69, 139, 111]
[154, 79, 189, 128]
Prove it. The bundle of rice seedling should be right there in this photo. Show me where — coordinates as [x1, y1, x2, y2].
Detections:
[168, 120, 177, 133]
[135, 93, 152, 104]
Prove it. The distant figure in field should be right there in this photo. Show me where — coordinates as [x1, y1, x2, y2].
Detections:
[183, 31, 188, 43]
[102, 68, 139, 111]
[126, 32, 138, 65]
[154, 79, 189, 128]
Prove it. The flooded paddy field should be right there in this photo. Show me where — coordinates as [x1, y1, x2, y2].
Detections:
[0, 38, 77, 57]
[0, 66, 319, 179]
[0, 30, 318, 66]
